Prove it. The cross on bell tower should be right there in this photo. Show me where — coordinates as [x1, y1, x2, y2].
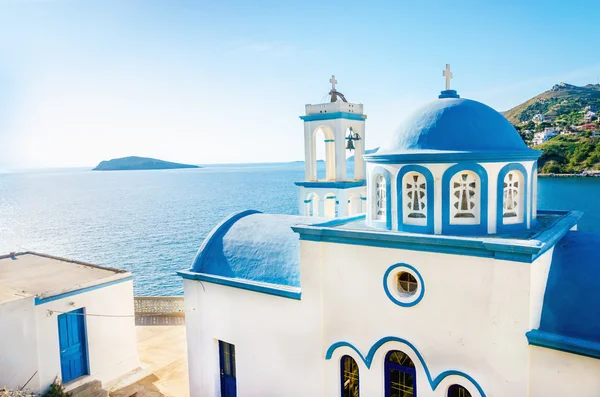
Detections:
[330, 75, 337, 91]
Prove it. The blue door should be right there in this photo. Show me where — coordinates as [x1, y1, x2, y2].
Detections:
[58, 308, 89, 383]
[219, 341, 236, 397]
[384, 350, 416, 397]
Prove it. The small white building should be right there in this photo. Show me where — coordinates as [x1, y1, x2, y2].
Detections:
[0, 252, 139, 393]
[532, 128, 558, 145]
[584, 111, 597, 122]
[532, 113, 545, 123]
[180, 70, 600, 397]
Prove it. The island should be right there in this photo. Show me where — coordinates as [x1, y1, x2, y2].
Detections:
[93, 156, 200, 171]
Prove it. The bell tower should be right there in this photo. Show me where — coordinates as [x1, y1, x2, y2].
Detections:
[295, 75, 367, 218]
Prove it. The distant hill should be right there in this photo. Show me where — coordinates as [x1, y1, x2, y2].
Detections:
[93, 156, 200, 171]
[503, 83, 600, 124]
[536, 135, 600, 173]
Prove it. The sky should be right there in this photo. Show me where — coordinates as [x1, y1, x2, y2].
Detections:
[1, 0, 599, 169]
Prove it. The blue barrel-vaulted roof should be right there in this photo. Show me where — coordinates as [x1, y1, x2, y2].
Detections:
[179, 210, 322, 298]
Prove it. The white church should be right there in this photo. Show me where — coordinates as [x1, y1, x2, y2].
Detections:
[179, 66, 600, 397]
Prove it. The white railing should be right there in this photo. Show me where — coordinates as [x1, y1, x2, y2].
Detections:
[134, 296, 185, 317]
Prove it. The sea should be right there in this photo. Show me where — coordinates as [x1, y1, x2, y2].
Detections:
[1, 163, 599, 296]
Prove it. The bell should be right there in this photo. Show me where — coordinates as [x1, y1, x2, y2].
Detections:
[345, 139, 355, 151]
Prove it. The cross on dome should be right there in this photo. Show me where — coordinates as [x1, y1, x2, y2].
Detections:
[443, 64, 453, 91]
[330, 75, 338, 91]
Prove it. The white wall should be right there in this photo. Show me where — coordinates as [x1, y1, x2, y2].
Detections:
[529, 346, 600, 397]
[35, 280, 139, 391]
[0, 296, 41, 391]
[314, 240, 533, 396]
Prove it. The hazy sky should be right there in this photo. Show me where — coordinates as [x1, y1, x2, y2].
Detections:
[1, 0, 599, 169]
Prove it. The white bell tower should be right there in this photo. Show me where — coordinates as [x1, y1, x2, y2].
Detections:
[295, 75, 367, 218]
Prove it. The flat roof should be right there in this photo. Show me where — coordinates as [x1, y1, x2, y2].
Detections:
[0, 252, 131, 304]
[292, 210, 581, 263]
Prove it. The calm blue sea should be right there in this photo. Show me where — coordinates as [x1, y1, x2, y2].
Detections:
[1, 163, 598, 296]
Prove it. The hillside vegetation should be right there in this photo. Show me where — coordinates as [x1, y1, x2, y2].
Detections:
[503, 83, 600, 173]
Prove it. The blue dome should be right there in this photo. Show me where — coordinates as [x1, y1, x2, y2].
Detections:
[379, 97, 528, 154]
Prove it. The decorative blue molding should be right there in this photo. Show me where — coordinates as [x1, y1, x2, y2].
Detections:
[190, 210, 261, 273]
[526, 329, 600, 360]
[383, 264, 425, 307]
[442, 163, 489, 236]
[294, 181, 366, 189]
[177, 270, 302, 300]
[35, 276, 133, 305]
[364, 151, 541, 164]
[291, 210, 582, 264]
[324, 139, 335, 142]
[300, 112, 366, 122]
[370, 166, 392, 230]
[439, 89, 460, 99]
[396, 165, 435, 234]
[496, 163, 529, 234]
[325, 336, 486, 397]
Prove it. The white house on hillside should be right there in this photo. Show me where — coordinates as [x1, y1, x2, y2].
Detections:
[0, 252, 139, 394]
[532, 128, 558, 145]
[179, 68, 600, 397]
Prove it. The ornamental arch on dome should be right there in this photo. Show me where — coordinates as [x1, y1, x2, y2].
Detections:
[396, 165, 435, 234]
[496, 163, 529, 233]
[442, 163, 489, 235]
[369, 166, 392, 230]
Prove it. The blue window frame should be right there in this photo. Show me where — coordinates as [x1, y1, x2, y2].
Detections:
[219, 341, 236, 397]
[340, 355, 359, 397]
[397, 165, 435, 233]
[384, 350, 416, 397]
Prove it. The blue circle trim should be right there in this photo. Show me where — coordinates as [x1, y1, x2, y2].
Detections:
[383, 263, 425, 307]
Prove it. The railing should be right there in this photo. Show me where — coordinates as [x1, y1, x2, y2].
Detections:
[134, 296, 185, 317]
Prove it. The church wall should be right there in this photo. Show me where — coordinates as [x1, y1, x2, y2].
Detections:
[528, 248, 554, 330]
[528, 346, 600, 397]
[34, 280, 139, 392]
[312, 240, 534, 396]
[183, 251, 325, 397]
[0, 296, 41, 391]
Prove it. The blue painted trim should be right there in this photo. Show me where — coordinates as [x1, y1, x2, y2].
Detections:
[383, 264, 425, 307]
[35, 276, 132, 305]
[439, 89, 460, 99]
[190, 210, 261, 272]
[396, 165, 435, 234]
[364, 150, 541, 164]
[526, 329, 600, 360]
[294, 180, 366, 188]
[325, 336, 486, 397]
[496, 163, 529, 234]
[300, 112, 366, 122]
[360, 197, 367, 200]
[291, 210, 581, 264]
[324, 139, 335, 142]
[442, 163, 489, 236]
[177, 270, 302, 300]
[531, 162, 538, 226]
[370, 166, 392, 230]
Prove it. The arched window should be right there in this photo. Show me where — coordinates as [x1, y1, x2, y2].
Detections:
[450, 171, 480, 225]
[340, 355, 359, 397]
[375, 174, 387, 221]
[385, 350, 416, 397]
[402, 172, 427, 226]
[532, 165, 538, 219]
[447, 384, 472, 397]
[502, 170, 524, 224]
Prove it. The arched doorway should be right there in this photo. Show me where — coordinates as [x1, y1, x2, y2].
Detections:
[313, 126, 336, 181]
[305, 193, 321, 217]
[384, 350, 416, 397]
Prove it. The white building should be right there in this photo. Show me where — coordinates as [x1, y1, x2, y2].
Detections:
[0, 252, 139, 394]
[532, 128, 558, 145]
[295, 75, 367, 218]
[532, 113, 545, 123]
[584, 111, 596, 122]
[180, 69, 600, 397]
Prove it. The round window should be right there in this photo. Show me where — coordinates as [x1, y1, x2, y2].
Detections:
[397, 271, 418, 296]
